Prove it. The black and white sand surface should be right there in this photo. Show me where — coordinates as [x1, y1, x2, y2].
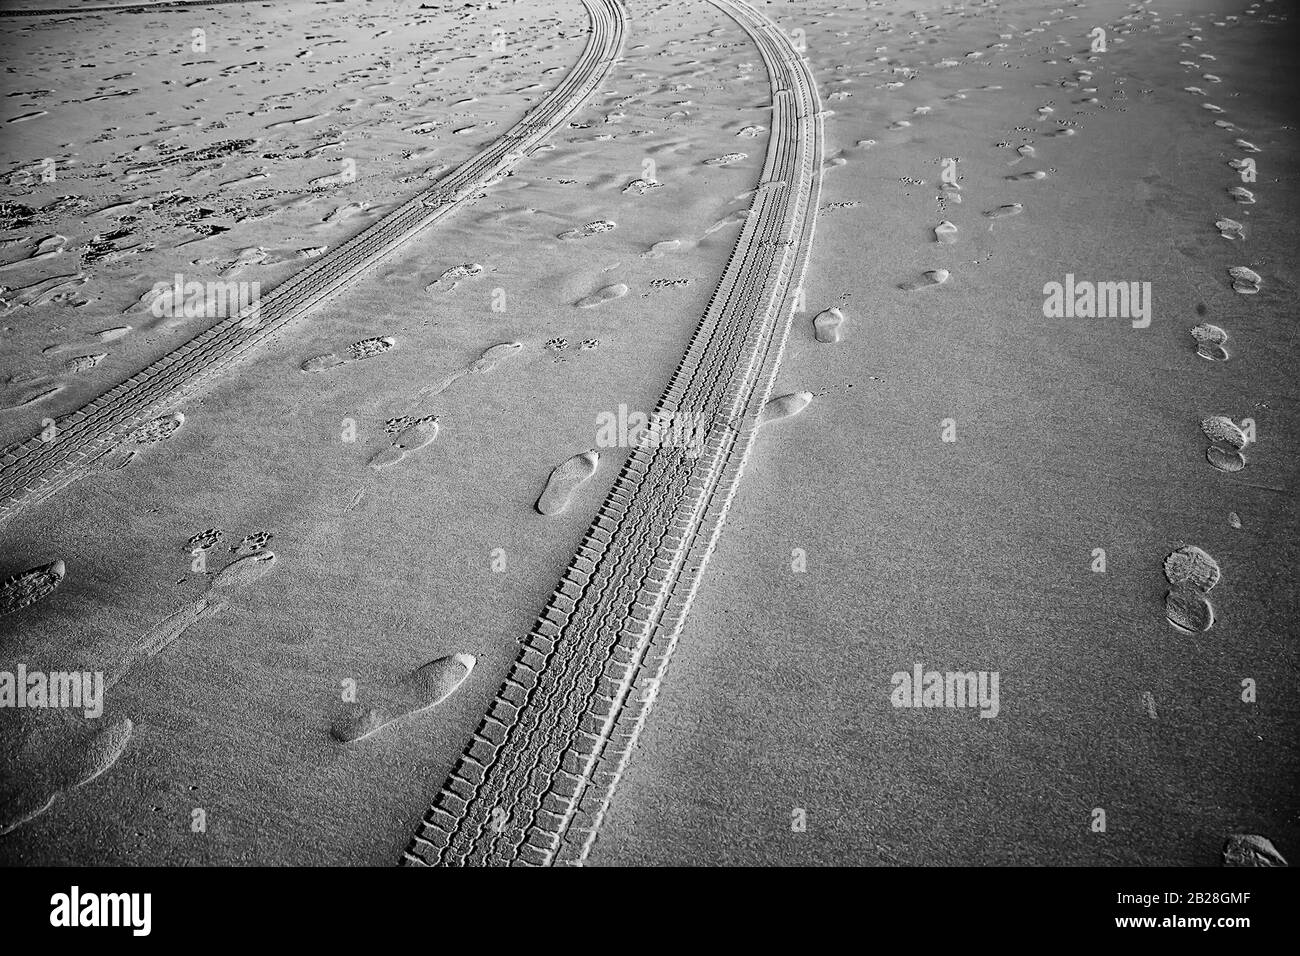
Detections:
[0, 0, 1295, 869]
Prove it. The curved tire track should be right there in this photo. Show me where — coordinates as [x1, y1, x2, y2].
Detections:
[403, 0, 823, 868]
[0, 0, 629, 525]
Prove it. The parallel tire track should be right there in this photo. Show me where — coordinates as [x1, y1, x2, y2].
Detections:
[403, 0, 822, 868]
[0, 0, 629, 525]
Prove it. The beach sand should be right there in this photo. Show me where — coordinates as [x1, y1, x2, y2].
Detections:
[0, 0, 1295, 866]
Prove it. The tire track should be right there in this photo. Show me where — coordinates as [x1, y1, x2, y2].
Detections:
[0, 0, 629, 525]
[403, 0, 822, 868]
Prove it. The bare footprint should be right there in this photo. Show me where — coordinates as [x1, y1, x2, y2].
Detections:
[1227, 186, 1255, 204]
[536, 450, 599, 516]
[900, 269, 950, 291]
[210, 551, 278, 591]
[576, 283, 629, 308]
[813, 307, 846, 343]
[106, 597, 228, 690]
[759, 391, 813, 427]
[302, 337, 396, 373]
[331, 653, 475, 743]
[468, 342, 523, 373]
[934, 220, 958, 243]
[0, 559, 65, 618]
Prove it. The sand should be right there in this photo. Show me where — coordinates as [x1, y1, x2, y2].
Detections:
[0, 0, 1296, 867]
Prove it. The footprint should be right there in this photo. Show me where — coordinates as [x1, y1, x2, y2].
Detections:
[1164, 545, 1221, 592]
[107, 596, 228, 689]
[1202, 413, 1250, 472]
[1201, 415, 1248, 450]
[813, 307, 846, 343]
[1227, 186, 1255, 204]
[558, 220, 616, 241]
[1191, 323, 1229, 361]
[536, 450, 599, 516]
[185, 528, 224, 553]
[425, 263, 483, 294]
[642, 239, 681, 259]
[984, 203, 1023, 219]
[1227, 266, 1261, 295]
[230, 531, 273, 557]
[384, 414, 432, 435]
[413, 342, 523, 403]
[622, 178, 662, 196]
[468, 342, 523, 373]
[899, 269, 950, 291]
[703, 152, 747, 166]
[61, 353, 106, 375]
[0, 717, 134, 836]
[1215, 217, 1244, 240]
[302, 336, 396, 373]
[210, 551, 277, 591]
[1007, 170, 1048, 181]
[576, 283, 628, 308]
[934, 220, 958, 243]
[369, 418, 440, 471]
[1207, 445, 1246, 472]
[758, 391, 813, 427]
[0, 384, 64, 411]
[0, 559, 65, 618]
[321, 201, 368, 224]
[1234, 138, 1261, 154]
[331, 653, 475, 743]
[1165, 588, 1215, 633]
[1223, 834, 1288, 867]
